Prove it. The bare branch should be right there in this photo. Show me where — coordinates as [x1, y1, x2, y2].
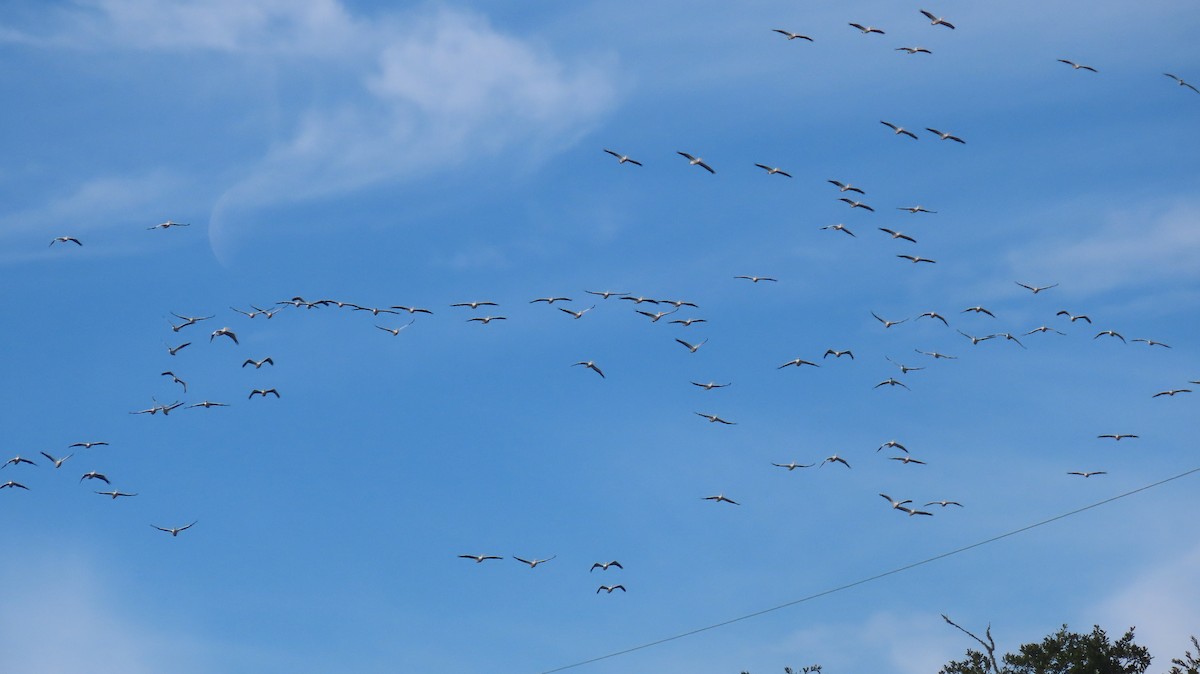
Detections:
[942, 614, 1001, 674]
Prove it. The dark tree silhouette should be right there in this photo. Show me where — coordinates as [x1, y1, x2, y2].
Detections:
[940, 617, 1151, 674]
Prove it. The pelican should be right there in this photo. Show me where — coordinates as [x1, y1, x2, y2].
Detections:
[451, 301, 499, 309]
[896, 46, 932, 54]
[875, 378, 911, 390]
[877, 440, 908, 453]
[915, 349, 957, 359]
[663, 299, 698, 309]
[925, 500, 963, 508]
[670, 318, 708, 327]
[703, 494, 740, 505]
[820, 223, 856, 237]
[755, 164, 793, 177]
[916, 311, 947, 325]
[879, 228, 917, 243]
[881, 121, 919, 139]
[891, 455, 927, 465]
[596, 585, 627, 593]
[560, 306, 596, 320]
[735, 275, 778, 283]
[1097, 434, 1138, 441]
[691, 381, 730, 390]
[390, 305, 434, 315]
[677, 152, 715, 174]
[898, 205, 937, 214]
[820, 455, 851, 469]
[772, 29, 813, 41]
[919, 10, 955, 29]
[880, 494, 913, 510]
[166, 341, 191, 356]
[886, 357, 924, 374]
[40, 451, 72, 468]
[695, 412, 736, 425]
[351, 305, 399, 316]
[828, 180, 865, 194]
[513, 555, 557, 568]
[1067, 471, 1106, 478]
[926, 128, 965, 143]
[69, 441, 109, 449]
[1016, 282, 1058, 294]
[676, 338, 709, 353]
[900, 507, 934, 517]
[468, 316, 507, 324]
[531, 297, 572, 304]
[778, 357, 819, 369]
[823, 349, 854, 359]
[50, 236, 82, 246]
[95, 490, 137, 499]
[148, 220, 190, 230]
[957, 330, 994, 345]
[1152, 389, 1191, 397]
[897, 254, 936, 264]
[573, 361, 605, 378]
[849, 23, 885, 34]
[993, 332, 1027, 349]
[80, 471, 110, 484]
[1058, 59, 1097, 72]
[152, 521, 198, 536]
[603, 149, 643, 166]
[242, 357, 276, 368]
[459, 554, 503, 563]
[961, 306, 995, 317]
[210, 327, 239, 344]
[591, 560, 623, 571]
[1164, 73, 1200, 93]
[376, 321, 415, 336]
[1024, 326, 1066, 336]
[1131, 338, 1170, 348]
[637, 308, 678, 322]
[619, 295, 659, 304]
[586, 290, 629, 300]
[249, 388, 280, 399]
[839, 198, 875, 212]
[871, 312, 908, 328]
[3, 456, 36, 468]
[161, 371, 187, 392]
[187, 401, 229, 409]
[1094, 330, 1126, 343]
[773, 461, 815, 471]
[0, 481, 30, 490]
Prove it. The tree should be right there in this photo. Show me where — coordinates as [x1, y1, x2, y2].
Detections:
[939, 616, 1151, 674]
[1169, 636, 1200, 674]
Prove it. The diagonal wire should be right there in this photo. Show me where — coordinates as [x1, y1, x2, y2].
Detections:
[538, 466, 1200, 674]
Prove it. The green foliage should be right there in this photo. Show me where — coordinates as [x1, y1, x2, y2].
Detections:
[1168, 636, 1200, 674]
[940, 621, 1151, 674]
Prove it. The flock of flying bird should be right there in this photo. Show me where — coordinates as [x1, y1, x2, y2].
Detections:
[15, 7, 1197, 611]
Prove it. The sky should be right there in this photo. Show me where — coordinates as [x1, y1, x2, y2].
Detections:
[1, 1, 1198, 673]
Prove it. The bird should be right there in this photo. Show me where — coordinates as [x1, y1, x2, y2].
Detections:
[880, 494, 913, 510]
[898, 205, 938, 214]
[897, 254, 936, 264]
[187, 401, 229, 409]
[734, 275, 777, 283]
[1056, 311, 1092, 323]
[531, 297, 572, 305]
[169, 312, 214, 331]
[676, 338, 709, 353]
[1024, 326, 1066, 336]
[926, 128, 965, 143]
[828, 180, 865, 194]
[691, 381, 730, 390]
[1131, 338, 1171, 348]
[596, 585, 627, 593]
[40, 451, 72, 468]
[755, 164, 793, 177]
[230, 306, 272, 319]
[451, 301, 499, 309]
[677, 152, 715, 174]
[242, 357, 276, 368]
[886, 357, 924, 374]
[573, 361, 605, 378]
[148, 220, 190, 230]
[590, 561, 623, 572]
[878, 440, 908, 453]
[872, 312, 908, 328]
[513, 555, 556, 568]
[915, 349, 957, 359]
[879, 228, 917, 243]
[351, 305, 399, 316]
[637, 308, 678, 322]
[993, 332, 1027, 349]
[1016, 282, 1058, 294]
[152, 521, 198, 536]
[377, 321, 416, 336]
[662, 299, 698, 309]
[1067, 471, 1106, 478]
[390, 305, 434, 315]
[820, 455, 851, 469]
[824, 349, 854, 359]
[95, 490, 137, 499]
[0, 481, 30, 490]
[1058, 59, 1098, 72]
[880, 121, 919, 139]
[670, 318, 708, 327]
[3, 456, 37, 468]
[916, 311, 948, 325]
[772, 461, 815, 471]
[695, 412, 736, 424]
[778, 357, 819, 369]
[820, 223, 856, 237]
[896, 46, 932, 54]
[560, 305, 596, 320]
[1164, 73, 1200, 93]
[957, 330, 995, 345]
[961, 306, 996, 318]
[899, 506, 934, 517]
[468, 316, 507, 324]
[459, 554, 503, 563]
[1152, 389, 1191, 398]
[1098, 434, 1138, 441]
[1094, 330, 1126, 343]
[50, 236, 82, 246]
[249, 389, 281, 399]
[68, 441, 109, 449]
[586, 290, 629, 300]
[161, 371, 187, 392]
[875, 378, 911, 390]
[849, 23, 885, 34]
[890, 455, 927, 465]
[839, 198, 875, 212]
[919, 10, 955, 29]
[166, 341, 191, 356]
[703, 494, 740, 505]
[603, 149, 643, 166]
[772, 29, 813, 41]
[80, 471, 110, 484]
[925, 500, 964, 508]
[619, 295, 659, 304]
[210, 327, 239, 344]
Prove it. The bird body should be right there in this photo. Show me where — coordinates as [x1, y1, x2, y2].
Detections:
[573, 361, 605, 378]
[603, 149, 642, 166]
[773, 29, 813, 41]
[153, 521, 198, 536]
[696, 412, 736, 424]
[703, 494, 740, 505]
[249, 388, 281, 399]
[591, 560, 623, 572]
[514, 555, 556, 568]
[596, 585, 627, 593]
[919, 10, 955, 29]
[677, 152, 715, 173]
[459, 554, 503, 563]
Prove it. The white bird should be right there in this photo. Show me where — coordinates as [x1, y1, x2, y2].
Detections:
[596, 585, 627, 593]
[1164, 73, 1200, 93]
[3, 456, 37, 469]
[828, 180, 865, 194]
[249, 388, 281, 399]
[531, 297, 572, 304]
[586, 290, 630, 300]
[1094, 330, 1126, 343]
[820, 455, 852, 469]
[915, 349, 957, 359]
[210, 327, 239, 344]
[896, 46, 932, 54]
[1056, 311, 1091, 323]
[824, 349, 854, 359]
[152, 521, 198, 536]
[50, 236, 82, 246]
[573, 361, 605, 378]
[772, 29, 813, 41]
[80, 471, 111, 484]
[872, 312, 908, 328]
[95, 490, 138, 499]
[897, 254, 936, 264]
[468, 316, 507, 324]
[897, 205, 937, 214]
[677, 152, 715, 174]
[676, 338, 709, 353]
[839, 198, 875, 212]
[925, 500, 964, 508]
[919, 9, 955, 29]
[916, 311, 947, 325]
[160, 371, 187, 392]
[773, 461, 815, 471]
[1097, 434, 1138, 441]
[1131, 338, 1171, 348]
[890, 455, 927, 465]
[691, 381, 730, 390]
[849, 23, 885, 34]
[878, 440, 908, 453]
[451, 301, 499, 309]
[1067, 471, 1106, 478]
[881, 121, 919, 139]
[670, 318, 708, 327]
[148, 220, 190, 230]
[591, 560, 623, 571]
[242, 357, 276, 368]
[376, 321, 415, 336]
[875, 378, 911, 390]
[755, 164, 793, 177]
[961, 306, 995, 317]
[513, 555, 557, 568]
[459, 554, 503, 563]
[703, 494, 740, 505]
[821, 223, 856, 237]
[603, 149, 643, 166]
[696, 412, 736, 425]
[778, 357, 819, 369]
[637, 308, 678, 322]
[68, 441, 109, 449]
[1058, 59, 1097, 72]
[735, 275, 777, 283]
[560, 306, 596, 320]
[879, 228, 917, 243]
[39, 451, 73, 468]
[880, 493, 913, 510]
[926, 128, 965, 143]
[1, 481, 30, 490]
[1016, 282, 1058, 294]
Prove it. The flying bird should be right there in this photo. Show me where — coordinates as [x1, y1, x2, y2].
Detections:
[559, 305, 596, 320]
[50, 236, 82, 246]
[849, 23, 885, 34]
[459, 554, 503, 563]
[152, 521, 198, 536]
[890, 455, 927, 465]
[778, 357, 819, 369]
[1152, 389, 1191, 398]
[1024, 326, 1066, 336]
[573, 361, 605, 378]
[187, 401, 229, 409]
[468, 316, 507, 324]
[677, 152, 715, 174]
[390, 305, 434, 315]
[1056, 311, 1091, 323]
[148, 220, 190, 230]
[828, 180, 865, 194]
[897, 205, 937, 214]
[1094, 330, 1126, 343]
[586, 290, 629, 300]
[703, 494, 740, 505]
[1164, 73, 1200, 93]
[875, 378, 911, 390]
[603, 149, 643, 166]
[1131, 338, 1171, 348]
[69, 441, 108, 449]
[620, 295, 659, 304]
[881, 121, 919, 139]
[210, 327, 238, 344]
[919, 10, 955, 29]
[451, 301, 499, 309]
[242, 357, 275, 368]
[591, 561, 623, 571]
[772, 461, 815, 471]
[897, 254, 936, 264]
[926, 128, 965, 143]
[1016, 282, 1058, 294]
[878, 440, 908, 453]
[820, 224, 856, 237]
[40, 451, 72, 468]
[772, 29, 813, 41]
[636, 308, 678, 322]
[916, 311, 947, 325]
[735, 275, 778, 283]
[1067, 471, 1107, 478]
[957, 330, 995, 345]
[513, 555, 557, 568]
[823, 349, 854, 359]
[915, 349, 957, 359]
[1098, 434, 1138, 441]
[0, 481, 30, 490]
[896, 46, 932, 54]
[161, 371, 187, 392]
[961, 306, 996, 317]
[886, 357, 924, 374]
[1058, 59, 1098, 72]
[820, 455, 852, 469]
[695, 412, 736, 425]
[676, 338, 709, 353]
[95, 490, 138, 499]
[3, 456, 37, 468]
[925, 500, 964, 508]
[755, 164, 793, 177]
[249, 389, 281, 399]
[839, 198, 875, 212]
[691, 381, 730, 390]
[879, 228, 917, 243]
[670, 318, 708, 327]
[531, 297, 572, 304]
[880, 494, 913, 510]
[596, 585, 627, 593]
[166, 341, 191, 356]
[872, 312, 908, 328]
[80, 471, 110, 484]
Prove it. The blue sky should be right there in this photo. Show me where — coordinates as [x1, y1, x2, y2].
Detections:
[2, 1, 1199, 672]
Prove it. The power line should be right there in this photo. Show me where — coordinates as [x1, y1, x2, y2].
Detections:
[538, 466, 1200, 674]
